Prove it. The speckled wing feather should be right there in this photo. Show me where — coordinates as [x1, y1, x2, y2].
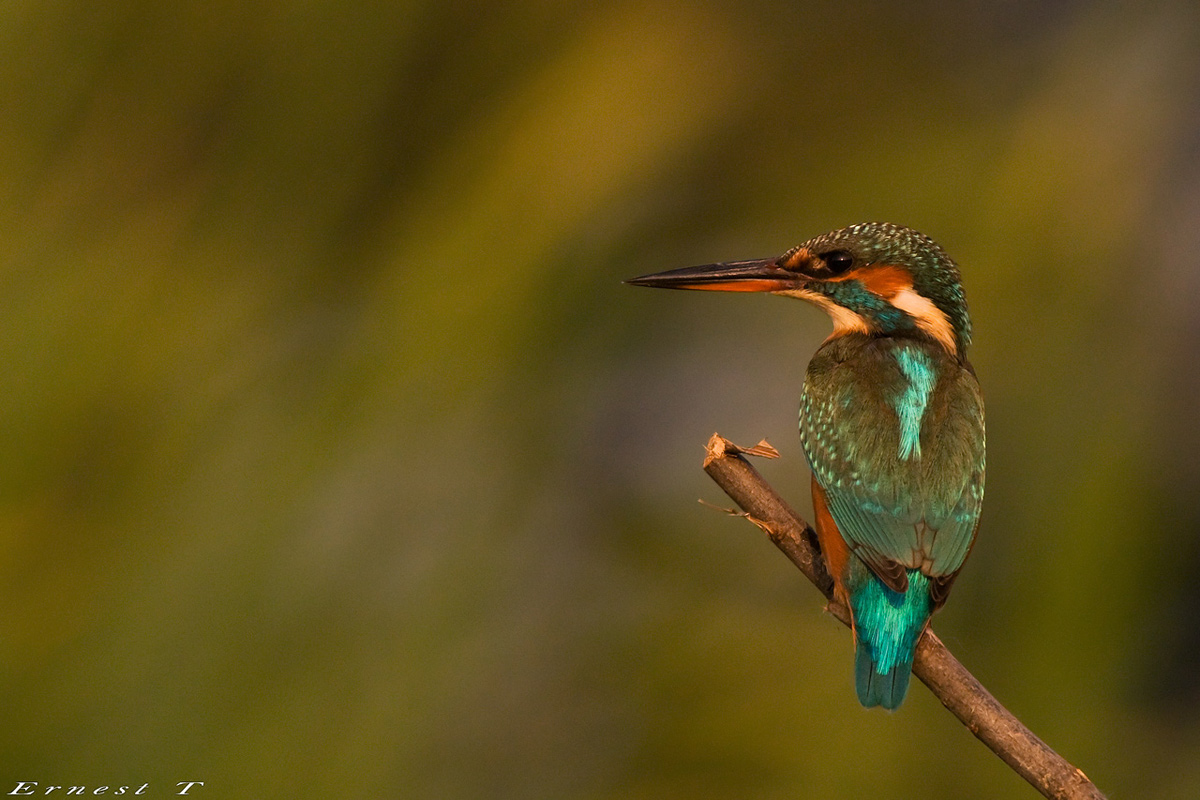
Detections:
[799, 335, 985, 586]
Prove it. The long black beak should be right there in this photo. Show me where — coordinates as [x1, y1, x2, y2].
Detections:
[626, 258, 799, 293]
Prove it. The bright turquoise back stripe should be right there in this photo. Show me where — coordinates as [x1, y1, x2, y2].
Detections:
[893, 347, 936, 460]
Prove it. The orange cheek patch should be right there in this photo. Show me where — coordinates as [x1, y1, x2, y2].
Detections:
[853, 264, 914, 298]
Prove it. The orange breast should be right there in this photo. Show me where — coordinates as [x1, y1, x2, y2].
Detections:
[811, 474, 852, 609]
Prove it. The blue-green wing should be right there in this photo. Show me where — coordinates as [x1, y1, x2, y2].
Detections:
[800, 339, 985, 585]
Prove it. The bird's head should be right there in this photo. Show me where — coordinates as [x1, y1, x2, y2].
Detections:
[628, 223, 971, 358]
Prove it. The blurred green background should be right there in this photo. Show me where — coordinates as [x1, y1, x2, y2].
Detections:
[4, 1, 1200, 797]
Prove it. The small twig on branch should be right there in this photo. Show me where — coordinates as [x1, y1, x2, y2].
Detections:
[701, 433, 1105, 800]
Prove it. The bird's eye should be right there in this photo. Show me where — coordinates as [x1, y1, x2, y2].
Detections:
[821, 250, 855, 274]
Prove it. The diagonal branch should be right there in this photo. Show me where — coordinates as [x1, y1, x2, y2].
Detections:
[701, 433, 1105, 800]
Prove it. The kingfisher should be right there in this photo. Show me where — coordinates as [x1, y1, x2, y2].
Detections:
[628, 222, 984, 710]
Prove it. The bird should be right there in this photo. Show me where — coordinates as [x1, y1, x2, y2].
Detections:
[628, 222, 984, 710]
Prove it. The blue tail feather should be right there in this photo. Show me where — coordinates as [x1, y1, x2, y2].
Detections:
[855, 646, 913, 710]
[849, 570, 932, 710]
